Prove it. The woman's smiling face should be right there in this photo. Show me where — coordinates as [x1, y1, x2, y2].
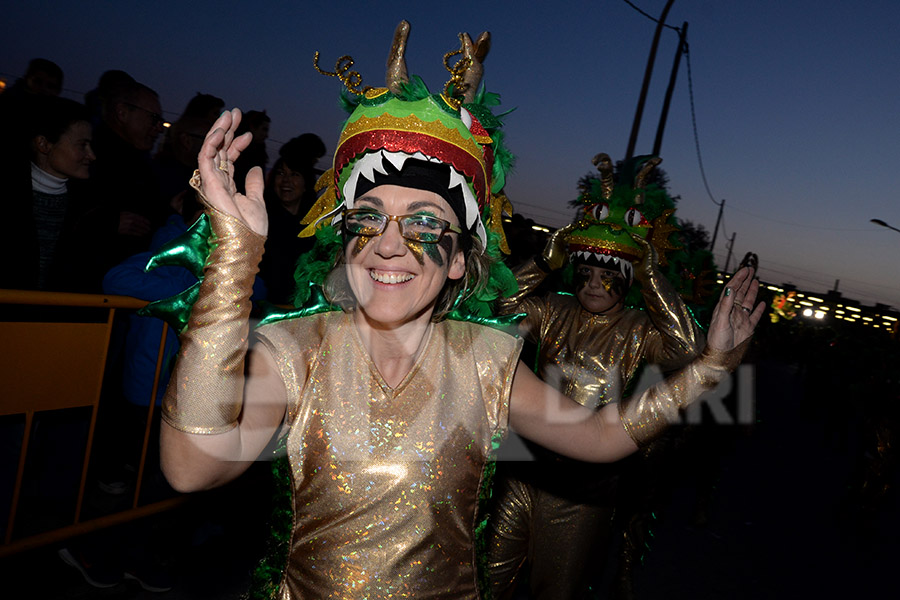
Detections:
[344, 184, 466, 328]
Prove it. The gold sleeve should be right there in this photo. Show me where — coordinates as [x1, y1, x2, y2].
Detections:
[618, 339, 750, 446]
[639, 265, 704, 369]
[495, 258, 548, 316]
[495, 258, 552, 345]
[161, 205, 266, 434]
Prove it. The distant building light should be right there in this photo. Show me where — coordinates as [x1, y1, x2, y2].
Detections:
[802, 308, 813, 317]
[814, 311, 825, 319]
[884, 316, 898, 322]
[847, 306, 861, 312]
[531, 225, 550, 233]
[835, 310, 845, 315]
[863, 317, 873, 322]
[162, 122, 172, 128]
[799, 301, 813, 307]
[808, 296, 823, 302]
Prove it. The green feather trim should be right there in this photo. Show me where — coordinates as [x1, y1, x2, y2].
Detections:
[291, 226, 342, 307]
[473, 429, 505, 600]
[452, 229, 519, 319]
[490, 130, 516, 193]
[246, 437, 293, 600]
[338, 88, 361, 114]
[397, 74, 431, 101]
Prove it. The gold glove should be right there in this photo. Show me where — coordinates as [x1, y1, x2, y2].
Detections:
[541, 223, 576, 271]
[629, 232, 659, 283]
[161, 203, 265, 434]
[618, 339, 750, 446]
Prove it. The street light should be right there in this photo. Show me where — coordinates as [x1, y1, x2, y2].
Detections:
[871, 218, 900, 234]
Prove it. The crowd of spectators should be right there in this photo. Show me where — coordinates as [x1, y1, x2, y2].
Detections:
[0, 58, 327, 302]
[0, 58, 328, 593]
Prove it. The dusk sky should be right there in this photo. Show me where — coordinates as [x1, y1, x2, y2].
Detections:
[5, 0, 900, 308]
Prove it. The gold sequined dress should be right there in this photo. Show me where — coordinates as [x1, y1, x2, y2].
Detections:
[254, 311, 523, 599]
[486, 258, 703, 599]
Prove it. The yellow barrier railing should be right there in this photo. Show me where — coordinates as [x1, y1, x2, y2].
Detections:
[0, 289, 187, 557]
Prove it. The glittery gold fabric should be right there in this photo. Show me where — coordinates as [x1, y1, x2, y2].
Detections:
[161, 205, 265, 434]
[487, 257, 703, 599]
[254, 312, 523, 599]
[497, 259, 703, 410]
[618, 338, 751, 445]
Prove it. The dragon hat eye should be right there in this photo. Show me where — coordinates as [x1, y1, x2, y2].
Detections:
[624, 207, 648, 227]
[589, 203, 610, 221]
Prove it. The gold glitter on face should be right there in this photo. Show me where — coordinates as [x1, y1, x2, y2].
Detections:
[350, 234, 373, 257]
[599, 273, 619, 293]
[405, 239, 425, 265]
[343, 185, 465, 328]
[575, 264, 625, 314]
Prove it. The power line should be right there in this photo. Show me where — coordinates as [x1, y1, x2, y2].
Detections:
[726, 203, 875, 232]
[620, 0, 681, 32]
[512, 199, 574, 220]
[619, 1, 722, 211]
[684, 44, 720, 208]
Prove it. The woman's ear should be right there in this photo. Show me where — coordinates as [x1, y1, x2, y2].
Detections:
[33, 135, 52, 155]
[448, 246, 466, 281]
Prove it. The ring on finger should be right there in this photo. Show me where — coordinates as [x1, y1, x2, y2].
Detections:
[740, 306, 751, 313]
[217, 160, 229, 172]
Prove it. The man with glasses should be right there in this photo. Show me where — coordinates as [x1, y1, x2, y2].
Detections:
[77, 79, 166, 289]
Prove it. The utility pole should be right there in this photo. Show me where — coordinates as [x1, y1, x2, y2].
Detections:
[710, 199, 725, 253]
[724, 232, 736, 272]
[625, 0, 676, 162]
[652, 21, 688, 156]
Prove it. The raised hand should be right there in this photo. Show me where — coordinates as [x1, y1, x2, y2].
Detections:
[195, 109, 268, 235]
[707, 266, 766, 351]
[629, 232, 660, 282]
[541, 223, 577, 271]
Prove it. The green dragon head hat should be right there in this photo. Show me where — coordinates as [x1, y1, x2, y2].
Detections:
[567, 153, 680, 282]
[299, 21, 515, 254]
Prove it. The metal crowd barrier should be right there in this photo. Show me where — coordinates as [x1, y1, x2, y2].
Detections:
[0, 289, 187, 557]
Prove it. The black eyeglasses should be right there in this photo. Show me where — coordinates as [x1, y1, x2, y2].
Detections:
[343, 208, 462, 244]
[124, 102, 165, 126]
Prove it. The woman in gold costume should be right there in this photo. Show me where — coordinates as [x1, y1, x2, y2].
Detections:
[158, 23, 763, 600]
